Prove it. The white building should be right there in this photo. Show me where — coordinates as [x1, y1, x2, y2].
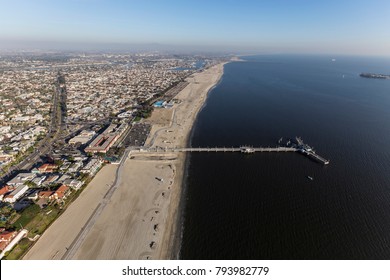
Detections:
[68, 130, 96, 145]
[80, 158, 102, 176]
[31, 176, 47, 186]
[67, 161, 84, 173]
[0, 153, 14, 165]
[13, 116, 30, 122]
[0, 126, 11, 134]
[4, 185, 29, 203]
[63, 179, 84, 191]
[7, 173, 36, 187]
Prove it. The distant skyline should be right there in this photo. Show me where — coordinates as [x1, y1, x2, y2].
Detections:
[1, 0, 390, 56]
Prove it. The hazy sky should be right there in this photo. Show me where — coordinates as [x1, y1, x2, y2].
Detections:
[1, 0, 389, 55]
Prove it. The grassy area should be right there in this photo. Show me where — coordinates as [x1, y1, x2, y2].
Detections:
[3, 165, 106, 259]
[13, 204, 41, 229]
[4, 193, 83, 259]
[12, 204, 61, 236]
[3, 204, 62, 260]
[25, 206, 61, 236]
[4, 238, 33, 260]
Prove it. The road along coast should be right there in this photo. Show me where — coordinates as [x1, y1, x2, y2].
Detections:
[23, 62, 226, 259]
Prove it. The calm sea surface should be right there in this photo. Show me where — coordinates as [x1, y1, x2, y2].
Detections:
[179, 55, 390, 259]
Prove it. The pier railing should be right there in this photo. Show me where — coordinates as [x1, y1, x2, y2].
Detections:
[152, 147, 298, 153]
[133, 139, 330, 165]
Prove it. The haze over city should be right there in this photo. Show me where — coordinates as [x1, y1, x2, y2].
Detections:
[1, 0, 390, 55]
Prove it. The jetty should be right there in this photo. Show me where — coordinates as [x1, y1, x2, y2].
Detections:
[137, 137, 330, 165]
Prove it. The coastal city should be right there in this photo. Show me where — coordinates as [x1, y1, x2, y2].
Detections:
[3, 1, 390, 279]
[0, 52, 226, 259]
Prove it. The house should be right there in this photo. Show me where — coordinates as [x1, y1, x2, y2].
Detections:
[63, 179, 83, 191]
[31, 168, 40, 174]
[0, 230, 18, 252]
[58, 174, 72, 184]
[67, 161, 84, 173]
[0, 186, 10, 201]
[42, 175, 59, 186]
[31, 175, 46, 186]
[26, 190, 39, 201]
[54, 185, 70, 200]
[80, 158, 102, 176]
[38, 191, 54, 200]
[38, 185, 70, 202]
[3, 185, 29, 203]
[37, 163, 58, 173]
[7, 173, 36, 188]
[59, 161, 71, 171]
[0, 153, 14, 164]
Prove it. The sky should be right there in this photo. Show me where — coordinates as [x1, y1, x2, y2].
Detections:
[1, 0, 390, 55]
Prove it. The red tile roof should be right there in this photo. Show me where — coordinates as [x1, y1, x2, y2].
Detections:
[55, 185, 69, 199]
[0, 231, 17, 251]
[0, 231, 17, 242]
[0, 186, 10, 196]
[38, 191, 54, 199]
[38, 163, 57, 172]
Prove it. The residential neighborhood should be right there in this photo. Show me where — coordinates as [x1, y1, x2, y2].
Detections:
[0, 51, 223, 259]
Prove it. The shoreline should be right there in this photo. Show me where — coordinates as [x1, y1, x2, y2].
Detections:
[157, 62, 227, 259]
[22, 62, 226, 260]
[166, 65, 226, 259]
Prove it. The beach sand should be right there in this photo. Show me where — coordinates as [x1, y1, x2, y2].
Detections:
[23, 62, 225, 260]
[23, 164, 118, 259]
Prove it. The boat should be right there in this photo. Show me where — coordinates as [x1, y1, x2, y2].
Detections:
[306, 176, 314, 181]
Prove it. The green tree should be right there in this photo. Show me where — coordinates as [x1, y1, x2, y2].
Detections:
[25, 181, 37, 188]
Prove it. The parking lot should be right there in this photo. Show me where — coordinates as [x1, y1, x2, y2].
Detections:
[122, 123, 152, 147]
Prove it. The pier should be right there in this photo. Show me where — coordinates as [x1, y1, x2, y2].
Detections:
[145, 146, 297, 153]
[297, 148, 330, 165]
[137, 137, 330, 165]
[294, 137, 330, 165]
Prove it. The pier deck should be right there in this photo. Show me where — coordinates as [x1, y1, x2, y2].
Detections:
[146, 147, 298, 153]
[298, 149, 330, 165]
[134, 136, 330, 165]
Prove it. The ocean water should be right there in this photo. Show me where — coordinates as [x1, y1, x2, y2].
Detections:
[179, 55, 390, 259]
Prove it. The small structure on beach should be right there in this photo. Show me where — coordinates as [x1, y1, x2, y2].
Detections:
[153, 101, 166, 108]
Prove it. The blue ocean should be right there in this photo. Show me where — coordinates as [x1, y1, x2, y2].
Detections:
[180, 55, 390, 259]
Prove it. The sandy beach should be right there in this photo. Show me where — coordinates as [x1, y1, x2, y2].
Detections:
[24, 62, 225, 260]
[23, 164, 118, 259]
